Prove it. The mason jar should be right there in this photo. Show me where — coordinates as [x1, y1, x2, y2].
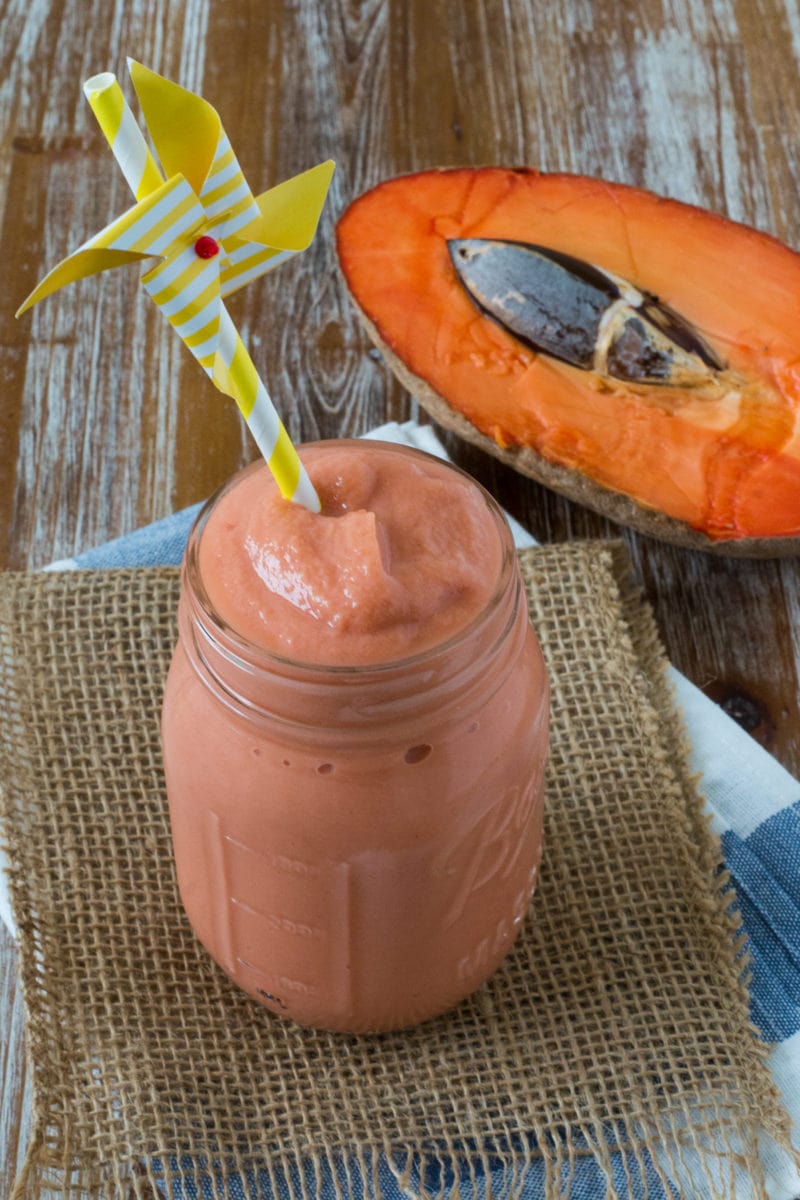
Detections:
[161, 443, 549, 1033]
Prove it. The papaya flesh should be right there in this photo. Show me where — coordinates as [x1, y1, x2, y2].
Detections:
[335, 168, 800, 555]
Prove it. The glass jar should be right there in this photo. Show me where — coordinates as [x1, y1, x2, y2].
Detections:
[161, 445, 549, 1033]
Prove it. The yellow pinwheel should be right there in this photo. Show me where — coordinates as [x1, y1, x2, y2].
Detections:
[17, 60, 334, 511]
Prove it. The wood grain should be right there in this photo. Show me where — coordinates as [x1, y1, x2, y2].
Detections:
[0, 925, 33, 1200]
[2, 0, 800, 1189]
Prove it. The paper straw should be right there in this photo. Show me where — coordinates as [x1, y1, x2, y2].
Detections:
[83, 70, 321, 512]
[83, 73, 163, 201]
[214, 307, 321, 511]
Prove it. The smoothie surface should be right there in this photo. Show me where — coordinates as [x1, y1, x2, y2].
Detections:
[198, 443, 504, 665]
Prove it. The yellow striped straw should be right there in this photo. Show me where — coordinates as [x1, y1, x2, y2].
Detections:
[73, 67, 323, 513]
[83, 73, 163, 200]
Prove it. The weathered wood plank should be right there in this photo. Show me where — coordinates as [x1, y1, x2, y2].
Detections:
[0, 926, 33, 1198]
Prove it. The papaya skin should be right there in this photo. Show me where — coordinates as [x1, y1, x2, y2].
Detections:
[336, 168, 800, 556]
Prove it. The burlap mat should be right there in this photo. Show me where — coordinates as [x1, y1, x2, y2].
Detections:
[1, 545, 796, 1200]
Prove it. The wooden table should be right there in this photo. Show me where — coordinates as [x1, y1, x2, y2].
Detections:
[2, 0, 799, 1191]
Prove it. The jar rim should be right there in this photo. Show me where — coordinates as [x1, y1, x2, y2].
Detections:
[184, 438, 517, 680]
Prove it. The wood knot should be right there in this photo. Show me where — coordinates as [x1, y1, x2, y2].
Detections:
[705, 682, 775, 747]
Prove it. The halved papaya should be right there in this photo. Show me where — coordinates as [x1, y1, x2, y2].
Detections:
[336, 168, 800, 555]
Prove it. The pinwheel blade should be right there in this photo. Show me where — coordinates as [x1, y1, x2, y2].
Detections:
[128, 59, 220, 196]
[143, 248, 223, 370]
[16, 248, 150, 317]
[16, 175, 199, 315]
[128, 59, 261, 241]
[220, 160, 335, 296]
[240, 160, 336, 251]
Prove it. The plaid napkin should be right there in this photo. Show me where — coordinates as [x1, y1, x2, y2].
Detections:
[5, 420, 798, 1199]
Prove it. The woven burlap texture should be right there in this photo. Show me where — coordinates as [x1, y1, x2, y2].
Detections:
[0, 545, 795, 1200]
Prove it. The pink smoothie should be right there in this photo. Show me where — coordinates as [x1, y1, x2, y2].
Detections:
[162, 440, 549, 1033]
[197, 441, 503, 664]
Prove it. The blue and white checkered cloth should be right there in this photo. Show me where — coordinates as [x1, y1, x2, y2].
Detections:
[4, 420, 798, 1198]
